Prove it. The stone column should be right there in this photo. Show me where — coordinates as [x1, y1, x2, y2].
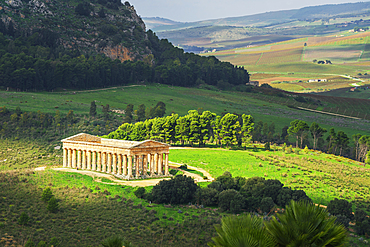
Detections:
[112, 153, 117, 174]
[77, 150, 82, 169]
[164, 153, 169, 175]
[127, 155, 132, 177]
[150, 154, 154, 176]
[135, 155, 140, 177]
[87, 150, 92, 170]
[97, 151, 101, 171]
[68, 149, 72, 168]
[143, 154, 147, 176]
[72, 149, 76, 168]
[107, 153, 112, 173]
[82, 150, 86, 169]
[102, 152, 107, 172]
[92, 151, 96, 170]
[123, 155, 128, 176]
[158, 153, 163, 175]
[154, 153, 158, 173]
[63, 148, 68, 167]
[117, 154, 122, 175]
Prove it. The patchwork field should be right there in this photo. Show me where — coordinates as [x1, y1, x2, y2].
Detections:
[209, 30, 370, 92]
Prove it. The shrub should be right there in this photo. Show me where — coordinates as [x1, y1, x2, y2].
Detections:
[286, 145, 293, 154]
[25, 239, 35, 247]
[303, 145, 309, 153]
[101, 236, 133, 247]
[327, 198, 353, 220]
[18, 211, 29, 225]
[195, 187, 219, 206]
[149, 175, 198, 204]
[294, 148, 300, 155]
[260, 197, 275, 213]
[47, 197, 59, 213]
[218, 189, 244, 213]
[37, 241, 47, 247]
[169, 169, 178, 175]
[335, 215, 350, 228]
[264, 142, 270, 151]
[179, 164, 188, 169]
[134, 187, 146, 199]
[41, 187, 53, 202]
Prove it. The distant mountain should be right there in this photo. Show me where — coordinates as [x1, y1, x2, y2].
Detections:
[142, 17, 182, 30]
[146, 1, 370, 32]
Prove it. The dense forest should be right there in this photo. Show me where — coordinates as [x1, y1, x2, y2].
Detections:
[0, 0, 249, 91]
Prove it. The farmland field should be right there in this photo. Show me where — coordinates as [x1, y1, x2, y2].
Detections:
[209, 30, 370, 92]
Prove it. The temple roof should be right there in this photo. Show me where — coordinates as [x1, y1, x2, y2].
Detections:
[61, 133, 169, 149]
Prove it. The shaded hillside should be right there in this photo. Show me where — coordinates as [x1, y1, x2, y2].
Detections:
[0, 0, 250, 91]
[0, 0, 150, 61]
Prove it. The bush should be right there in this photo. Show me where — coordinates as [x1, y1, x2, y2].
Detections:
[169, 169, 178, 176]
[327, 198, 353, 220]
[335, 215, 350, 228]
[18, 211, 29, 225]
[41, 187, 53, 202]
[149, 175, 198, 204]
[218, 189, 244, 213]
[37, 241, 47, 247]
[25, 239, 35, 247]
[264, 142, 270, 151]
[286, 145, 293, 154]
[47, 197, 59, 213]
[134, 187, 146, 199]
[101, 236, 133, 247]
[195, 187, 219, 206]
[260, 197, 275, 213]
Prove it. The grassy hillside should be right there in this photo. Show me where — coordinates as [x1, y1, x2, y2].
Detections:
[1, 84, 370, 138]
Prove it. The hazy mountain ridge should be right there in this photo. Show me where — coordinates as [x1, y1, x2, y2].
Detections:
[146, 1, 370, 32]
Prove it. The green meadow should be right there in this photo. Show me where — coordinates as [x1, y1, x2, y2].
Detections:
[1, 84, 370, 140]
[170, 148, 370, 207]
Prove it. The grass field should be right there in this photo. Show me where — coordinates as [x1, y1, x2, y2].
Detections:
[170, 148, 370, 207]
[1, 84, 370, 140]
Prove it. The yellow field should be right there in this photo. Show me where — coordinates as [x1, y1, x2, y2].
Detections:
[257, 48, 303, 65]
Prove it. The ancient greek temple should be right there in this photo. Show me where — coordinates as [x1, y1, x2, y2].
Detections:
[61, 133, 170, 179]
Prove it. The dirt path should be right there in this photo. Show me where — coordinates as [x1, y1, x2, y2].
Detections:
[52, 168, 170, 187]
[50, 85, 143, 94]
[295, 106, 362, 120]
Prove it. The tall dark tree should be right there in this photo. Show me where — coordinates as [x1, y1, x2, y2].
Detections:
[124, 104, 134, 123]
[90, 101, 97, 118]
[137, 104, 146, 121]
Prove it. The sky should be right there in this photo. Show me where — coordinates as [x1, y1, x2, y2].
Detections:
[128, 0, 366, 22]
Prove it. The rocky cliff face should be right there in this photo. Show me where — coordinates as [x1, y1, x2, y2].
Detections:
[0, 0, 151, 61]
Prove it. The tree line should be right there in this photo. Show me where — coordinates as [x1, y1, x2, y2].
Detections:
[104, 109, 254, 148]
[0, 28, 249, 91]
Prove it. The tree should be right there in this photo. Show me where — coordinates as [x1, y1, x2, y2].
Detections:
[194, 187, 219, 206]
[134, 187, 146, 198]
[266, 200, 348, 247]
[336, 131, 349, 156]
[327, 128, 337, 154]
[199, 111, 216, 146]
[102, 104, 110, 119]
[98, 8, 106, 18]
[153, 101, 166, 118]
[66, 110, 74, 124]
[310, 122, 327, 150]
[240, 114, 254, 147]
[208, 214, 276, 247]
[90, 101, 97, 118]
[353, 134, 362, 161]
[288, 120, 309, 148]
[137, 104, 146, 121]
[124, 104, 134, 123]
[175, 115, 190, 145]
[75, 2, 91, 16]
[219, 113, 240, 148]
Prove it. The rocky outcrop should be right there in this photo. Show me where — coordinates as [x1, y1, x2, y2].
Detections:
[101, 45, 134, 62]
